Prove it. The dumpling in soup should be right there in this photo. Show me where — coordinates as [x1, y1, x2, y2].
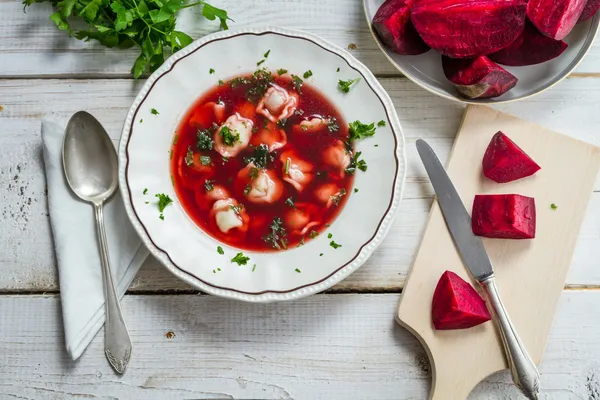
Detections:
[292, 116, 327, 134]
[280, 150, 313, 192]
[322, 140, 351, 178]
[283, 203, 321, 235]
[314, 182, 347, 208]
[256, 84, 298, 123]
[250, 120, 287, 151]
[189, 101, 226, 127]
[236, 163, 284, 204]
[210, 198, 249, 234]
[214, 113, 254, 157]
[195, 184, 230, 211]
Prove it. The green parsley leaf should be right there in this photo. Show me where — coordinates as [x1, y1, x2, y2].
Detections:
[277, 68, 288, 75]
[196, 129, 214, 150]
[319, 253, 323, 257]
[354, 188, 359, 193]
[338, 78, 360, 93]
[185, 146, 194, 166]
[209, 68, 215, 74]
[249, 166, 259, 180]
[202, 2, 232, 30]
[140, 119, 143, 123]
[151, 108, 159, 115]
[217, 246, 224, 255]
[285, 197, 295, 208]
[143, 188, 148, 195]
[349, 120, 376, 140]
[218, 79, 224, 86]
[309, 230, 319, 239]
[330, 240, 342, 249]
[345, 151, 368, 175]
[199, 155, 211, 166]
[330, 188, 347, 206]
[155, 193, 173, 212]
[257, 59, 266, 66]
[327, 233, 333, 239]
[220, 126, 240, 146]
[231, 252, 250, 266]
[284, 158, 291, 175]
[377, 120, 386, 127]
[290, 74, 303, 94]
[263, 217, 288, 250]
[244, 184, 252, 196]
[244, 143, 275, 169]
[303, 70, 313, 79]
[336, 67, 340, 72]
[159, 214, 164, 220]
[264, 49, 271, 58]
[204, 179, 215, 192]
[173, 134, 179, 145]
[551, 203, 558, 210]
[252, 264, 257, 272]
[295, 268, 301, 273]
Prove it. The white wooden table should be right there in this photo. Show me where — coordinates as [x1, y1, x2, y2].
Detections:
[2, 1, 600, 398]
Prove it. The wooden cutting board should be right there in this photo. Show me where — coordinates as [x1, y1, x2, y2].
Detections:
[397, 105, 600, 399]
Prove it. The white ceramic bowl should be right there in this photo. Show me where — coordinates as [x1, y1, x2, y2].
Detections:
[118, 27, 406, 302]
[363, 0, 600, 104]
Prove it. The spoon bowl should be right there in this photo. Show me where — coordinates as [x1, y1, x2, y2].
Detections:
[63, 111, 118, 204]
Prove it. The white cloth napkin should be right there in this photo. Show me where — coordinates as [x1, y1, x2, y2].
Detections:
[41, 115, 148, 360]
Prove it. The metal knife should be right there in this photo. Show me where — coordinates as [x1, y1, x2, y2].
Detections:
[416, 139, 540, 400]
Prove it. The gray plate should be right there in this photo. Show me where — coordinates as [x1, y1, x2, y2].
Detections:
[363, 0, 600, 104]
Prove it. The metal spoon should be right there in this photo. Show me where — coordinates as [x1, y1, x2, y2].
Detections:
[62, 111, 132, 374]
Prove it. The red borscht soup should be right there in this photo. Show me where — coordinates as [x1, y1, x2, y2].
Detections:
[171, 69, 355, 252]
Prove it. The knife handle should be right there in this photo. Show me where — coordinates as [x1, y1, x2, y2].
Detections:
[480, 275, 540, 400]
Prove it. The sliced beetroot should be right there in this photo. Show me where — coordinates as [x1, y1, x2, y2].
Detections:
[411, 0, 527, 58]
[472, 194, 536, 239]
[482, 131, 541, 183]
[489, 23, 568, 66]
[442, 56, 518, 99]
[580, 0, 600, 21]
[527, 0, 586, 40]
[372, 0, 430, 55]
[432, 271, 491, 330]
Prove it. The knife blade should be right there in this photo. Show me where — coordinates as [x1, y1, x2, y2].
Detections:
[416, 139, 540, 400]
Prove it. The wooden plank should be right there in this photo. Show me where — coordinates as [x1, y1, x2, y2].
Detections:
[1, 77, 600, 292]
[0, 292, 599, 399]
[2, 0, 600, 78]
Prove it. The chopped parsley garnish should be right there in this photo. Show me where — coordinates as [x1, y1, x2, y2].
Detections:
[244, 184, 252, 195]
[374, 144, 379, 147]
[345, 151, 368, 175]
[377, 120, 386, 127]
[145, 201, 149, 204]
[330, 240, 342, 249]
[284, 158, 291, 175]
[295, 268, 301, 273]
[140, 119, 143, 123]
[303, 70, 313, 79]
[217, 246, 224, 255]
[338, 78, 360, 93]
[264, 49, 271, 58]
[327, 233, 333, 239]
[199, 155, 212, 166]
[291, 74, 303, 94]
[277, 68, 288, 75]
[229, 203, 244, 215]
[249, 166, 259, 180]
[196, 129, 213, 151]
[220, 126, 240, 146]
[309, 230, 319, 239]
[231, 252, 250, 266]
[159, 214, 164, 220]
[354, 188, 359, 193]
[252, 264, 257, 272]
[156, 193, 173, 212]
[209, 68, 215, 74]
[185, 147, 194, 166]
[248, 68, 275, 102]
[151, 108, 159, 115]
[301, 125, 308, 131]
[336, 67, 340, 72]
[296, 238, 305, 248]
[285, 197, 296, 208]
[551, 203, 558, 210]
[244, 143, 275, 169]
[173, 134, 179, 144]
[204, 179, 215, 192]
[330, 188, 347, 206]
[169, 150, 173, 160]
[277, 118, 288, 128]
[263, 217, 288, 250]
[218, 79, 224, 86]
[325, 223, 331, 227]
[349, 120, 376, 140]
[326, 117, 340, 132]
[257, 59, 266, 66]
[143, 188, 148, 195]
[319, 253, 324, 257]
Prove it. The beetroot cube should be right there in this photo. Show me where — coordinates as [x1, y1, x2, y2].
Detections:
[372, 0, 430, 55]
[472, 194, 536, 239]
[432, 271, 491, 330]
[442, 56, 518, 99]
[580, 0, 600, 21]
[527, 0, 587, 40]
[482, 131, 541, 183]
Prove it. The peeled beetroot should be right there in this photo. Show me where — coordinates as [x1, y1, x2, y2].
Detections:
[489, 23, 568, 66]
[580, 0, 600, 21]
[442, 56, 518, 99]
[411, 0, 527, 58]
[472, 194, 536, 239]
[527, 0, 586, 40]
[432, 271, 491, 330]
[373, 0, 430, 55]
[482, 131, 541, 183]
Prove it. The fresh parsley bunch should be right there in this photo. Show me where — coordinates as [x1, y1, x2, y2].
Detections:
[23, 0, 230, 78]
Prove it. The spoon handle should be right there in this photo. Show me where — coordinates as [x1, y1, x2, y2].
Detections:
[94, 202, 133, 374]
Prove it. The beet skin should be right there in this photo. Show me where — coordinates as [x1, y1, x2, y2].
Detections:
[432, 271, 491, 330]
[527, 0, 587, 40]
[411, 0, 527, 58]
[489, 22, 568, 66]
[373, 0, 430, 55]
[482, 131, 541, 183]
[472, 194, 536, 239]
[580, 0, 600, 21]
[442, 56, 518, 99]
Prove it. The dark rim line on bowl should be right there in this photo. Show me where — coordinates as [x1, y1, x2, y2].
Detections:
[125, 30, 400, 295]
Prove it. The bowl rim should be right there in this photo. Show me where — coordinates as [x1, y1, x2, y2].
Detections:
[362, 0, 600, 104]
[118, 26, 407, 302]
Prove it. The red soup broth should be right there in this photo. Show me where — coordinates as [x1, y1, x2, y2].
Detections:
[171, 71, 354, 252]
